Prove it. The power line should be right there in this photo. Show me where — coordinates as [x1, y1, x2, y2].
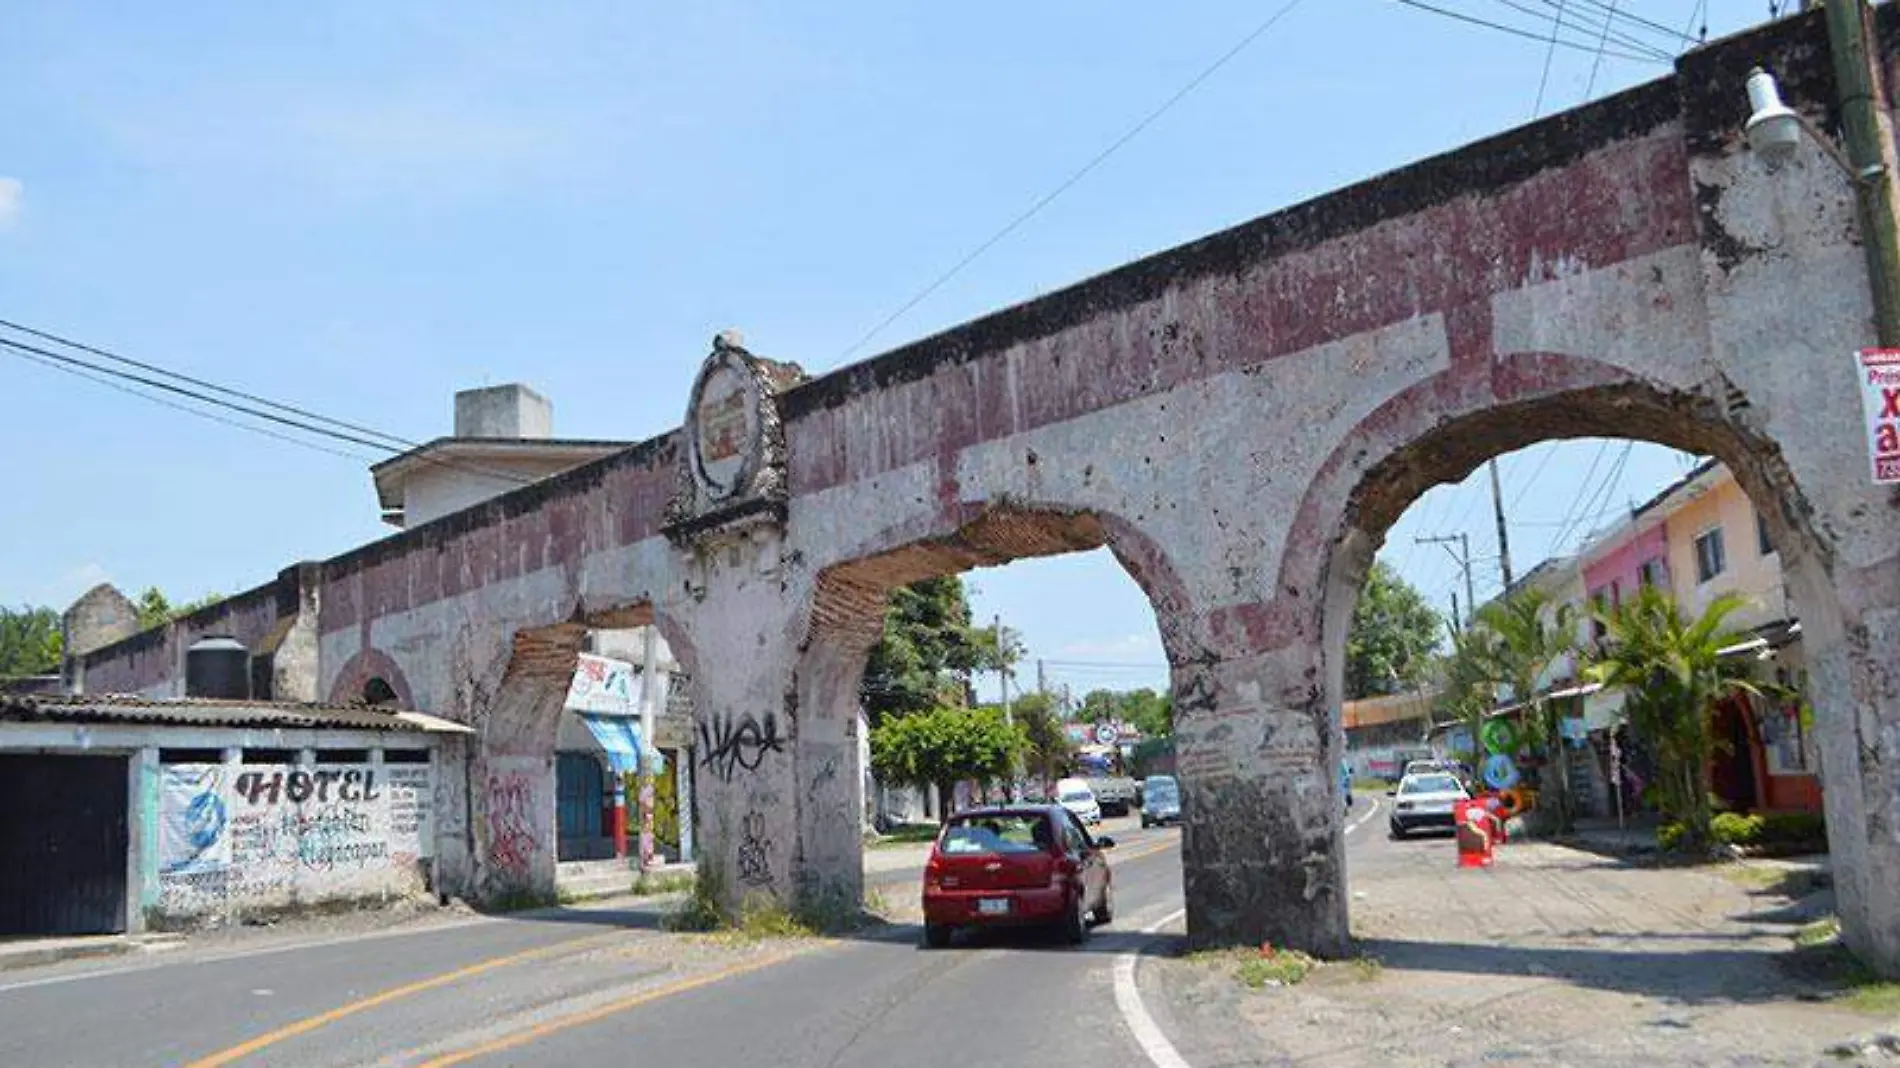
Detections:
[0, 320, 546, 488]
[0, 317, 412, 451]
[1387, 0, 1668, 63]
[1491, 0, 1673, 63]
[1542, 438, 1612, 552]
[4, 343, 376, 463]
[1528, 0, 1700, 50]
[1533, 0, 1570, 115]
[839, 0, 1313, 359]
[0, 336, 411, 454]
[1582, 0, 1618, 99]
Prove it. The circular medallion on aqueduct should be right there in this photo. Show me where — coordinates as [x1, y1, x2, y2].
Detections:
[687, 335, 762, 502]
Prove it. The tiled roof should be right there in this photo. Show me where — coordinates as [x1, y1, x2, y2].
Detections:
[0, 692, 473, 734]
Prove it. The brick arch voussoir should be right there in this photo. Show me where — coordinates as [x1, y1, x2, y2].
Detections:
[1227, 351, 1651, 656]
[327, 646, 418, 711]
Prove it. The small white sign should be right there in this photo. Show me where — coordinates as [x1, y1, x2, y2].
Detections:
[1859, 348, 1900, 484]
[1094, 722, 1120, 746]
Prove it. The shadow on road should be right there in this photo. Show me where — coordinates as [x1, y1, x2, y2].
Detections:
[1350, 936, 1822, 1004]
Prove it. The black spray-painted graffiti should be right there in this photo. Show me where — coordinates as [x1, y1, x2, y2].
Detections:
[736, 810, 774, 886]
[234, 768, 381, 805]
[698, 711, 785, 782]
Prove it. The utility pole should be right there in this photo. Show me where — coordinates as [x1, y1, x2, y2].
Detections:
[1488, 459, 1514, 592]
[637, 625, 659, 872]
[1036, 658, 1047, 697]
[1825, 0, 1900, 346]
[1417, 533, 1477, 628]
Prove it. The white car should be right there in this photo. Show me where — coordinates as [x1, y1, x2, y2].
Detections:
[1388, 771, 1470, 839]
[1055, 777, 1103, 824]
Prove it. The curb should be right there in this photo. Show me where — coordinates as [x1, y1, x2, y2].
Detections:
[0, 933, 185, 974]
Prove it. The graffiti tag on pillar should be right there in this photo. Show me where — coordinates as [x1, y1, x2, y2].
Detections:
[487, 772, 537, 877]
[697, 711, 786, 782]
[736, 810, 774, 886]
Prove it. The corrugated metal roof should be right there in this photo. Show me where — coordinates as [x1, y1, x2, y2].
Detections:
[0, 693, 473, 734]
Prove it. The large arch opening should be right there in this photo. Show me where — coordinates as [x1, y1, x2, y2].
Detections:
[798, 505, 1190, 930]
[1311, 377, 1869, 971]
[470, 602, 700, 904]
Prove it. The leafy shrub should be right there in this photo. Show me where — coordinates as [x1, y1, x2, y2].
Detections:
[1759, 812, 1827, 849]
[1711, 812, 1765, 846]
[1658, 821, 1687, 852]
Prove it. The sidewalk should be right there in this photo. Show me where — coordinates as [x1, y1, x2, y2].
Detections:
[0, 932, 184, 973]
[1557, 815, 1832, 888]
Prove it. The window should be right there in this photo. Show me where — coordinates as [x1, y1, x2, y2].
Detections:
[1638, 558, 1667, 589]
[1062, 813, 1090, 853]
[1758, 514, 1776, 557]
[1399, 774, 1462, 795]
[1590, 589, 1611, 640]
[1694, 527, 1727, 583]
[941, 814, 1048, 855]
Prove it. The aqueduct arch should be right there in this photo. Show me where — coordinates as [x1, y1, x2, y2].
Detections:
[65, 12, 1900, 972]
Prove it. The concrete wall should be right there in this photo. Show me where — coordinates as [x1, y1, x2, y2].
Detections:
[64, 10, 1900, 974]
[154, 755, 435, 926]
[402, 454, 588, 531]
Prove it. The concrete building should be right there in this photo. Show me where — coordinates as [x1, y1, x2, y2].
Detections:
[371, 385, 628, 529]
[0, 691, 465, 935]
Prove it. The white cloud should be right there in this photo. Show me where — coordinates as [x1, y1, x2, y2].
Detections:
[1050, 633, 1165, 663]
[0, 178, 22, 227]
[26, 562, 113, 610]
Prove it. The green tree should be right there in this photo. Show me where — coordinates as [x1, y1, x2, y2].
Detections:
[860, 577, 1011, 724]
[1471, 587, 1580, 831]
[1346, 562, 1444, 699]
[1004, 692, 1074, 790]
[1586, 586, 1768, 852]
[870, 705, 1025, 822]
[0, 606, 63, 680]
[1432, 620, 1503, 773]
[135, 587, 226, 630]
[1116, 688, 1173, 739]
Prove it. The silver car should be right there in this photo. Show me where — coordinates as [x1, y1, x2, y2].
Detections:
[1388, 772, 1470, 838]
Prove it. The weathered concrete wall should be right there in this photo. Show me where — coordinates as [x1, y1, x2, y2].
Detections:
[69, 10, 1900, 972]
[152, 757, 434, 926]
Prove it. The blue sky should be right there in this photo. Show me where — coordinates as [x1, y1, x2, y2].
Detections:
[2, 2, 1757, 697]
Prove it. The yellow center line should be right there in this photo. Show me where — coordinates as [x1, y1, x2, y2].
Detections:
[413, 946, 806, 1067]
[184, 929, 630, 1068]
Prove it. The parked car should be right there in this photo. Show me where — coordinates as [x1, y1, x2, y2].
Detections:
[1388, 771, 1470, 839]
[1055, 777, 1102, 824]
[921, 805, 1116, 947]
[1140, 775, 1180, 827]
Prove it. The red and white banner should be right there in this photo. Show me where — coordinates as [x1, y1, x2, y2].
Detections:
[1861, 348, 1900, 484]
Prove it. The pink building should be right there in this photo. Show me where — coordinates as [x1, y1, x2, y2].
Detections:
[1579, 516, 1671, 634]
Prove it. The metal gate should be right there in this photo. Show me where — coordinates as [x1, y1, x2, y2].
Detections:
[0, 755, 129, 935]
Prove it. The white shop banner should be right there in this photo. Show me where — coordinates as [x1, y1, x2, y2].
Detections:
[1859, 348, 1900, 484]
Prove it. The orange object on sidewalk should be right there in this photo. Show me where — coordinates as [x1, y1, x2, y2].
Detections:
[1454, 799, 1494, 868]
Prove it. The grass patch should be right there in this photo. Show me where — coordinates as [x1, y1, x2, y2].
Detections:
[1350, 778, 1392, 794]
[1794, 916, 1841, 949]
[1344, 955, 1384, 982]
[1186, 946, 1317, 989]
[1842, 982, 1900, 1016]
[631, 870, 696, 897]
[868, 823, 941, 849]
[485, 888, 556, 914]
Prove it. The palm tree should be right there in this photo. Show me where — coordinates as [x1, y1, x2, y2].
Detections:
[1471, 588, 1580, 832]
[1433, 621, 1502, 783]
[1586, 586, 1766, 852]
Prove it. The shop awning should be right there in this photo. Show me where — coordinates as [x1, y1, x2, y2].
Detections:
[578, 713, 644, 775]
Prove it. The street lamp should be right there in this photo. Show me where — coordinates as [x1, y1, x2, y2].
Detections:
[1743, 67, 1859, 177]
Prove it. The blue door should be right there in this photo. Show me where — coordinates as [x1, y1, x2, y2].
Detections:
[556, 753, 605, 860]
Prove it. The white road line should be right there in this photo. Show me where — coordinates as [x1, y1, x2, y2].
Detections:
[1344, 794, 1381, 836]
[1111, 795, 1379, 1068]
[1113, 907, 1191, 1068]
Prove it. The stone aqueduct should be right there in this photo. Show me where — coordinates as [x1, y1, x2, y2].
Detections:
[72, 14, 1900, 972]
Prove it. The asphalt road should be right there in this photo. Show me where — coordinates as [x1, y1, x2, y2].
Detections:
[0, 799, 1391, 1068]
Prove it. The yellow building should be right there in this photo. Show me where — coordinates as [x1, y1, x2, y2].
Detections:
[1659, 466, 1818, 813]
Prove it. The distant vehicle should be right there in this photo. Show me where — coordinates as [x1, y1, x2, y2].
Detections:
[1076, 745, 1139, 816]
[921, 805, 1116, 948]
[1388, 772, 1470, 839]
[1055, 777, 1103, 824]
[1140, 775, 1180, 828]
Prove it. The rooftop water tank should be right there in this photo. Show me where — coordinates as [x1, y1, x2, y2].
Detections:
[186, 637, 251, 700]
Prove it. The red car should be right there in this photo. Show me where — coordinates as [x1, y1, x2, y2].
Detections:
[921, 804, 1116, 948]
